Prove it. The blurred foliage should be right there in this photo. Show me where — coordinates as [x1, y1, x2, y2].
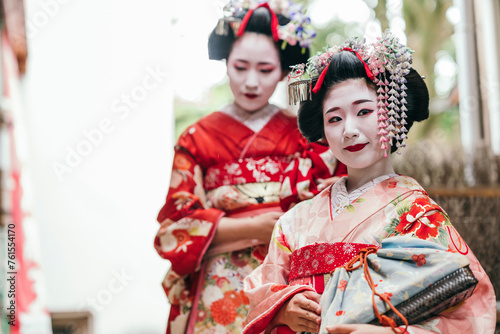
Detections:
[366, 0, 459, 148]
[174, 81, 232, 140]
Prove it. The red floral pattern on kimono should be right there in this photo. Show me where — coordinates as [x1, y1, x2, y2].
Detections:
[243, 175, 496, 334]
[155, 111, 346, 334]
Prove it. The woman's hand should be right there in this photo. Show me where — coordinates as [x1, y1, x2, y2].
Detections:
[213, 211, 282, 245]
[326, 324, 396, 334]
[270, 290, 322, 333]
[249, 211, 282, 243]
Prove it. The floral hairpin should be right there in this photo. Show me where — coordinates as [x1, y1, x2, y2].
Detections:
[288, 30, 414, 157]
[215, 0, 316, 50]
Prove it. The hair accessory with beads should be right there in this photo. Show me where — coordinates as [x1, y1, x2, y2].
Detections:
[288, 30, 414, 157]
[215, 0, 316, 50]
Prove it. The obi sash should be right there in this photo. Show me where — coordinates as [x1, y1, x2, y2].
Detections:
[289, 242, 377, 294]
[204, 156, 291, 191]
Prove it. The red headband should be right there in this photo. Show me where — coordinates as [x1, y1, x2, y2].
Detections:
[237, 3, 279, 42]
[312, 47, 375, 94]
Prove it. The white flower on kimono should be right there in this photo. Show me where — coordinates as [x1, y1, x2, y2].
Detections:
[210, 258, 232, 279]
[319, 149, 336, 174]
[280, 177, 293, 198]
[205, 168, 221, 189]
[252, 168, 271, 182]
[164, 270, 187, 303]
[202, 285, 224, 308]
[263, 160, 280, 174]
[298, 158, 312, 177]
[193, 165, 208, 208]
[159, 232, 179, 253]
[325, 253, 336, 265]
[303, 249, 311, 260]
[224, 162, 242, 175]
[174, 217, 212, 237]
[172, 192, 194, 211]
[169, 170, 188, 189]
[395, 176, 419, 189]
[213, 324, 229, 334]
[283, 159, 296, 173]
[342, 243, 355, 255]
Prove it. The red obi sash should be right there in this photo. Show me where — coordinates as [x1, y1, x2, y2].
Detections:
[274, 243, 377, 334]
[289, 242, 377, 281]
[204, 156, 292, 191]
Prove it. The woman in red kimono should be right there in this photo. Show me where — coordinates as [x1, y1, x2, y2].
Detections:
[154, 2, 346, 333]
[243, 31, 496, 334]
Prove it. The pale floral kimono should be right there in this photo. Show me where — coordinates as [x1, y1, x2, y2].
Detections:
[243, 175, 496, 334]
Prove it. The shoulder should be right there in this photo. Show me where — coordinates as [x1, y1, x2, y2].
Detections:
[176, 111, 225, 144]
[280, 188, 330, 226]
[381, 175, 428, 194]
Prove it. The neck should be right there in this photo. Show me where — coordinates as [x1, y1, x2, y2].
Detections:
[229, 102, 273, 115]
[345, 157, 395, 193]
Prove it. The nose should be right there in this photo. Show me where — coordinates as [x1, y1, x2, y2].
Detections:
[245, 70, 258, 90]
[343, 116, 359, 139]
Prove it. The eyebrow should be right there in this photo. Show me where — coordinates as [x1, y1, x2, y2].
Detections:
[325, 99, 374, 114]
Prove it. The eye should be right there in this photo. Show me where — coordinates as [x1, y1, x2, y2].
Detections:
[358, 108, 374, 116]
[235, 66, 247, 71]
[260, 67, 275, 74]
[327, 116, 342, 123]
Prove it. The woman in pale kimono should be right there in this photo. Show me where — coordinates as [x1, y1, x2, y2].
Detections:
[154, 2, 347, 334]
[243, 32, 496, 334]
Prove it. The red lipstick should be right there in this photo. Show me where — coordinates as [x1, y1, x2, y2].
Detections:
[344, 143, 368, 152]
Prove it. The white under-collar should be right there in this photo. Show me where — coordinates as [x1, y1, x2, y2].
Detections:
[330, 173, 398, 219]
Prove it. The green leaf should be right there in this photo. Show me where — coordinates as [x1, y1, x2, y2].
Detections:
[437, 228, 448, 246]
[346, 204, 355, 213]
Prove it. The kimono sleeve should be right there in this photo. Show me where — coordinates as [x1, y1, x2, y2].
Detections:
[154, 144, 224, 277]
[386, 196, 497, 333]
[243, 216, 315, 334]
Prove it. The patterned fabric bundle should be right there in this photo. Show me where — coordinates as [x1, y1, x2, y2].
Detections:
[319, 236, 478, 333]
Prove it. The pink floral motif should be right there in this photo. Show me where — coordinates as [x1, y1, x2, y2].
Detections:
[338, 279, 347, 292]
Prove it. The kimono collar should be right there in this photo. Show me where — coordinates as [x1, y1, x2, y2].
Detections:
[330, 173, 398, 220]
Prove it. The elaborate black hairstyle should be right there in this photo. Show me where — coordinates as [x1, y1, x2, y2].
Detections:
[208, 7, 310, 73]
[297, 51, 429, 153]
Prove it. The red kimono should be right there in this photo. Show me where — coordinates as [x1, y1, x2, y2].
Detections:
[155, 110, 346, 334]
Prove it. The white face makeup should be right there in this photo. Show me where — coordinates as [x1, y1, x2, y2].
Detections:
[323, 79, 393, 177]
[226, 32, 283, 113]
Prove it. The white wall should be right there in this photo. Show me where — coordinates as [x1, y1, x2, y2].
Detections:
[23, 1, 175, 333]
